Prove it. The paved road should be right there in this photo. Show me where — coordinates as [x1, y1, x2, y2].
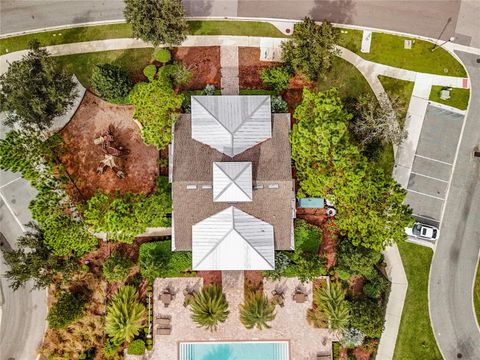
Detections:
[0, 0, 467, 43]
[429, 51, 480, 360]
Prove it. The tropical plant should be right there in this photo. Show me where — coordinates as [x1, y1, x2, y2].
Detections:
[154, 48, 172, 63]
[306, 306, 329, 328]
[203, 84, 216, 95]
[314, 282, 350, 332]
[105, 285, 146, 344]
[0, 40, 77, 132]
[47, 290, 89, 329]
[103, 251, 133, 282]
[281, 17, 338, 81]
[128, 78, 183, 149]
[127, 339, 146, 355]
[190, 284, 229, 331]
[349, 298, 385, 338]
[143, 64, 157, 81]
[91, 63, 133, 102]
[240, 293, 276, 330]
[340, 327, 365, 348]
[124, 0, 188, 46]
[363, 271, 389, 299]
[260, 66, 291, 92]
[157, 62, 192, 87]
[271, 95, 288, 113]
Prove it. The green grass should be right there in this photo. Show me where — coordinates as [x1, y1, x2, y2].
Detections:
[429, 86, 470, 110]
[0, 21, 284, 56]
[373, 143, 395, 175]
[475, 262, 480, 326]
[239, 89, 277, 95]
[378, 75, 415, 123]
[55, 48, 154, 88]
[394, 241, 442, 360]
[355, 33, 466, 77]
[337, 28, 362, 54]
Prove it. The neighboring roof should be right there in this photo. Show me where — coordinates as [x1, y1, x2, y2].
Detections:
[191, 95, 272, 157]
[172, 114, 294, 251]
[298, 198, 325, 209]
[192, 206, 275, 270]
[213, 162, 252, 202]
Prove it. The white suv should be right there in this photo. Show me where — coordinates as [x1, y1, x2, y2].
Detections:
[405, 222, 440, 241]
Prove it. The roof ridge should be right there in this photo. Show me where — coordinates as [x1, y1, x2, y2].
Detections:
[231, 96, 270, 135]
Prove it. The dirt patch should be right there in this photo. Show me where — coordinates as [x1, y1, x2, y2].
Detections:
[238, 47, 280, 89]
[321, 222, 338, 269]
[197, 271, 222, 286]
[348, 275, 366, 298]
[244, 271, 264, 296]
[60, 92, 159, 199]
[172, 46, 221, 90]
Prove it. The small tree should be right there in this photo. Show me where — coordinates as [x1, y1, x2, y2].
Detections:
[281, 18, 338, 81]
[106, 285, 146, 344]
[336, 240, 382, 278]
[91, 63, 133, 102]
[103, 251, 133, 282]
[0, 40, 77, 132]
[190, 284, 229, 331]
[260, 66, 291, 92]
[124, 0, 188, 46]
[47, 290, 88, 329]
[240, 293, 276, 330]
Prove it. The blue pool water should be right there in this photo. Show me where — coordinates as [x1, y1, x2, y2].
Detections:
[179, 341, 289, 360]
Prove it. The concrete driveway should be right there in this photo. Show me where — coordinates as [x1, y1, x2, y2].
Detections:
[429, 51, 480, 360]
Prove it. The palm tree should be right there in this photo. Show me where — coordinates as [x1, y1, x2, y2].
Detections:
[314, 281, 350, 332]
[190, 284, 229, 331]
[105, 285, 146, 344]
[240, 293, 276, 330]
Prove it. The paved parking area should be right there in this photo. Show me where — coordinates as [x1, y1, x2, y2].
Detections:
[404, 105, 465, 227]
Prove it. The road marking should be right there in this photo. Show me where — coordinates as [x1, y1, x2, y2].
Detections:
[0, 191, 26, 232]
[414, 154, 453, 166]
[407, 188, 445, 201]
[410, 171, 449, 183]
[0, 177, 21, 189]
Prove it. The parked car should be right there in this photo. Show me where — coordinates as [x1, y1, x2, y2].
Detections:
[405, 222, 440, 241]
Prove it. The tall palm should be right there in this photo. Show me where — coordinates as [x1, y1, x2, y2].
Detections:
[315, 281, 350, 332]
[105, 285, 146, 344]
[240, 293, 276, 330]
[190, 284, 229, 331]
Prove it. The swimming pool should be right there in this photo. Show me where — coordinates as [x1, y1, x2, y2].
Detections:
[179, 341, 289, 360]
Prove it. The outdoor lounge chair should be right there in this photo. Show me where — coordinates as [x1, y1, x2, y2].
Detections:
[156, 325, 172, 335]
[156, 316, 171, 326]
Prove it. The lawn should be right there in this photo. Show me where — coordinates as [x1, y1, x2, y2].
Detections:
[475, 262, 480, 326]
[0, 20, 284, 55]
[356, 33, 466, 77]
[378, 75, 415, 125]
[429, 86, 470, 110]
[394, 241, 442, 360]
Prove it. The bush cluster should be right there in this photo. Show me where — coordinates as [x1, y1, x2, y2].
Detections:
[47, 290, 88, 329]
[91, 63, 133, 103]
[103, 251, 133, 282]
[260, 66, 291, 92]
[127, 339, 146, 355]
[154, 48, 172, 63]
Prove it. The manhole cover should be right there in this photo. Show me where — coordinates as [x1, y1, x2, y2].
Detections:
[476, 58, 480, 64]
[444, 68, 449, 73]
[457, 353, 463, 358]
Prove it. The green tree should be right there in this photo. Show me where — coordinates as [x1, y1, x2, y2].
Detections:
[47, 290, 89, 329]
[190, 284, 229, 331]
[158, 63, 192, 88]
[336, 240, 382, 278]
[281, 18, 338, 81]
[154, 48, 172, 63]
[91, 63, 133, 103]
[103, 251, 133, 282]
[349, 298, 385, 338]
[314, 282, 350, 332]
[128, 79, 183, 149]
[0, 40, 77, 132]
[1, 223, 79, 290]
[106, 285, 146, 344]
[124, 0, 188, 46]
[240, 293, 276, 330]
[260, 66, 291, 92]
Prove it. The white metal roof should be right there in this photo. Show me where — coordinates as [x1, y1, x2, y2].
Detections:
[191, 95, 272, 157]
[192, 207, 275, 271]
[213, 162, 252, 202]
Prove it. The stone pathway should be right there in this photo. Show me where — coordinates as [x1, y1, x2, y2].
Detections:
[220, 45, 239, 95]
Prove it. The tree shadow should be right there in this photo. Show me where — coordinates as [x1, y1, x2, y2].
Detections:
[309, 0, 355, 24]
[184, 0, 213, 17]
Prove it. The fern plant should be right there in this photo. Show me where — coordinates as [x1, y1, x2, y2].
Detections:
[190, 284, 229, 331]
[105, 285, 146, 344]
[240, 293, 276, 330]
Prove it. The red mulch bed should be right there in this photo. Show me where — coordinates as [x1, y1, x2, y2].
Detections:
[172, 46, 221, 90]
[296, 208, 327, 227]
[60, 92, 159, 199]
[197, 271, 222, 286]
[244, 271, 264, 295]
[348, 275, 366, 298]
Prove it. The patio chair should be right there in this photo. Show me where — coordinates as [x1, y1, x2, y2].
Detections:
[155, 315, 171, 326]
[156, 325, 172, 335]
[161, 292, 173, 307]
[316, 351, 332, 360]
[272, 293, 285, 307]
[293, 292, 306, 303]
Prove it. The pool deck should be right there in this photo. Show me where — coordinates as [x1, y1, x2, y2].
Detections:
[152, 274, 336, 360]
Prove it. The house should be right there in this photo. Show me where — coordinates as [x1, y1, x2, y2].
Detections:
[169, 95, 295, 271]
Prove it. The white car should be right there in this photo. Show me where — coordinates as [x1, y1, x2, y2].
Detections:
[405, 222, 440, 241]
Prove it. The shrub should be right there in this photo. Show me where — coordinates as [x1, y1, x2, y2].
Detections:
[203, 84, 216, 95]
[154, 48, 172, 63]
[127, 339, 146, 355]
[47, 290, 88, 329]
[340, 327, 365, 348]
[102, 339, 120, 359]
[190, 284, 229, 331]
[363, 271, 389, 299]
[103, 251, 133, 282]
[146, 338, 153, 350]
[260, 66, 291, 92]
[143, 64, 157, 81]
[313, 282, 350, 332]
[139, 240, 192, 282]
[240, 293, 276, 330]
[337, 240, 382, 279]
[271, 95, 288, 113]
[349, 298, 385, 338]
[91, 63, 133, 102]
[158, 63, 192, 87]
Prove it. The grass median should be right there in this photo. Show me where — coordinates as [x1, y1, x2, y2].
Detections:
[429, 86, 470, 110]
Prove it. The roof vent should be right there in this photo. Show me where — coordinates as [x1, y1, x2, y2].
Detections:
[268, 184, 279, 189]
[186, 184, 197, 190]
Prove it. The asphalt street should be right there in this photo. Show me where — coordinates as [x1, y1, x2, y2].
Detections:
[429, 51, 480, 360]
[0, 0, 464, 42]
